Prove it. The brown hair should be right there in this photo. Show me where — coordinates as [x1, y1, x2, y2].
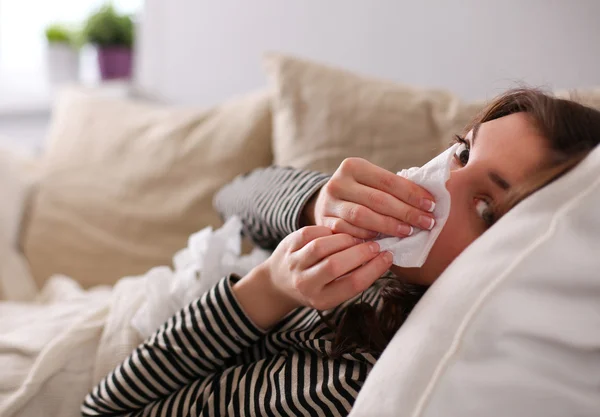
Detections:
[325, 87, 600, 358]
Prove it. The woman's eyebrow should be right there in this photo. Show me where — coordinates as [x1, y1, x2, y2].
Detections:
[489, 172, 511, 190]
[470, 123, 481, 147]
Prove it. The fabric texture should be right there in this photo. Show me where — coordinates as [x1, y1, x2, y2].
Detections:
[0, 143, 38, 301]
[350, 144, 600, 417]
[264, 53, 468, 174]
[376, 144, 457, 266]
[21, 87, 273, 289]
[214, 166, 330, 249]
[0, 274, 143, 417]
[83, 276, 381, 417]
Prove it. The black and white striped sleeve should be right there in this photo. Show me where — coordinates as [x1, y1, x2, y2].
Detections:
[81, 277, 265, 417]
[214, 166, 330, 249]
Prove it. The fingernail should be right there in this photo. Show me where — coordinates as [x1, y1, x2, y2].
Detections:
[421, 198, 436, 213]
[397, 224, 413, 237]
[418, 215, 435, 230]
[383, 251, 394, 263]
[369, 242, 380, 253]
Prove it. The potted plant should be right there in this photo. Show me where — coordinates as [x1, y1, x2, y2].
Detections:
[84, 4, 134, 81]
[45, 23, 81, 85]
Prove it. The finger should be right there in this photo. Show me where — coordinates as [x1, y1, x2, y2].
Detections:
[287, 226, 333, 252]
[307, 241, 382, 286]
[317, 252, 393, 310]
[333, 201, 433, 238]
[337, 184, 435, 234]
[321, 217, 379, 240]
[346, 159, 435, 213]
[293, 233, 361, 270]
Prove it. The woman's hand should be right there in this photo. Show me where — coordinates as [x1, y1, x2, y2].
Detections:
[304, 158, 436, 239]
[232, 226, 392, 329]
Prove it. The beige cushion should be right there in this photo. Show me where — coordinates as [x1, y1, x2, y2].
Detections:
[264, 53, 472, 174]
[22, 88, 272, 289]
[0, 143, 39, 301]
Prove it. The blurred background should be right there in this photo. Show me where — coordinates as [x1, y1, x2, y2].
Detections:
[0, 0, 141, 146]
[1, 0, 599, 149]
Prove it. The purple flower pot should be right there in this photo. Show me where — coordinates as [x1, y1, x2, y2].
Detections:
[97, 47, 133, 80]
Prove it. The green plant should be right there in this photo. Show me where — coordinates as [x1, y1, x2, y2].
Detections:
[84, 4, 134, 48]
[45, 24, 74, 44]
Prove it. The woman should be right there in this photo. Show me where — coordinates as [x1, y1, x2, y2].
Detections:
[82, 89, 600, 416]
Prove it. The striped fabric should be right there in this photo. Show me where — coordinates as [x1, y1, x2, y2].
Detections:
[82, 166, 382, 416]
[214, 166, 330, 249]
[82, 277, 382, 416]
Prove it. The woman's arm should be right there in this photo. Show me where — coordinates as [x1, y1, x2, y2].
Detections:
[81, 277, 265, 416]
[214, 159, 438, 249]
[214, 166, 330, 249]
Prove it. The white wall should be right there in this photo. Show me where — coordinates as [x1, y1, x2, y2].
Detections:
[137, 0, 600, 107]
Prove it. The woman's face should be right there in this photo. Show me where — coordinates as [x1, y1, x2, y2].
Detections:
[392, 112, 551, 285]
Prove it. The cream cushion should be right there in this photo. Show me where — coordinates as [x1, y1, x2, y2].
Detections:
[0, 142, 38, 247]
[350, 144, 600, 417]
[0, 142, 38, 301]
[264, 53, 475, 174]
[22, 88, 272, 289]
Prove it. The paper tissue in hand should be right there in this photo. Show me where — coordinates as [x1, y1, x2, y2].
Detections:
[131, 216, 270, 338]
[376, 144, 458, 267]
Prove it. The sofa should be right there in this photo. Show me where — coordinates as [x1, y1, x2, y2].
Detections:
[1, 53, 599, 417]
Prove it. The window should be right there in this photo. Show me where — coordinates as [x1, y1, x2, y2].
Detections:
[0, 0, 141, 111]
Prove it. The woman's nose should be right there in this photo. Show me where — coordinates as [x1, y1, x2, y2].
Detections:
[445, 166, 481, 200]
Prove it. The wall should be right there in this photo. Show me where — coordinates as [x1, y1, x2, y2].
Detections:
[137, 0, 600, 107]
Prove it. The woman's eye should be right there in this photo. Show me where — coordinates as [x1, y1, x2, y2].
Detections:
[475, 199, 495, 227]
[454, 141, 470, 166]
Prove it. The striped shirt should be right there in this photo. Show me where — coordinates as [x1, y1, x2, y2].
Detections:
[82, 166, 384, 417]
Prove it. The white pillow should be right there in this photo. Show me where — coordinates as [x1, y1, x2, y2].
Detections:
[350, 144, 600, 417]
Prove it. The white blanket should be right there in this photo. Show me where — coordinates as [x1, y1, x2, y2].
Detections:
[0, 217, 269, 417]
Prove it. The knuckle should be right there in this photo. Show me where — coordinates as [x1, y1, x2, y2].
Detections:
[383, 217, 401, 234]
[343, 234, 356, 246]
[291, 276, 302, 291]
[405, 208, 420, 225]
[305, 240, 324, 259]
[406, 182, 425, 206]
[329, 218, 345, 233]
[404, 187, 417, 207]
[378, 174, 395, 192]
[346, 205, 365, 223]
[287, 256, 299, 271]
[339, 157, 360, 173]
[366, 190, 386, 209]
[361, 244, 376, 259]
[324, 179, 341, 195]
[298, 227, 312, 241]
[293, 276, 309, 293]
[322, 258, 340, 276]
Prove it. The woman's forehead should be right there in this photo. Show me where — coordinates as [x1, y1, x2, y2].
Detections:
[471, 114, 550, 179]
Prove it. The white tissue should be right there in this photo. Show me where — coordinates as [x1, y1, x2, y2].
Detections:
[131, 216, 270, 338]
[376, 144, 458, 267]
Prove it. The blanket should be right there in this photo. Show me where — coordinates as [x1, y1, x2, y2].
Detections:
[0, 217, 269, 417]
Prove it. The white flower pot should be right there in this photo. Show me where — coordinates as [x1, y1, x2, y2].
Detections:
[46, 43, 80, 85]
